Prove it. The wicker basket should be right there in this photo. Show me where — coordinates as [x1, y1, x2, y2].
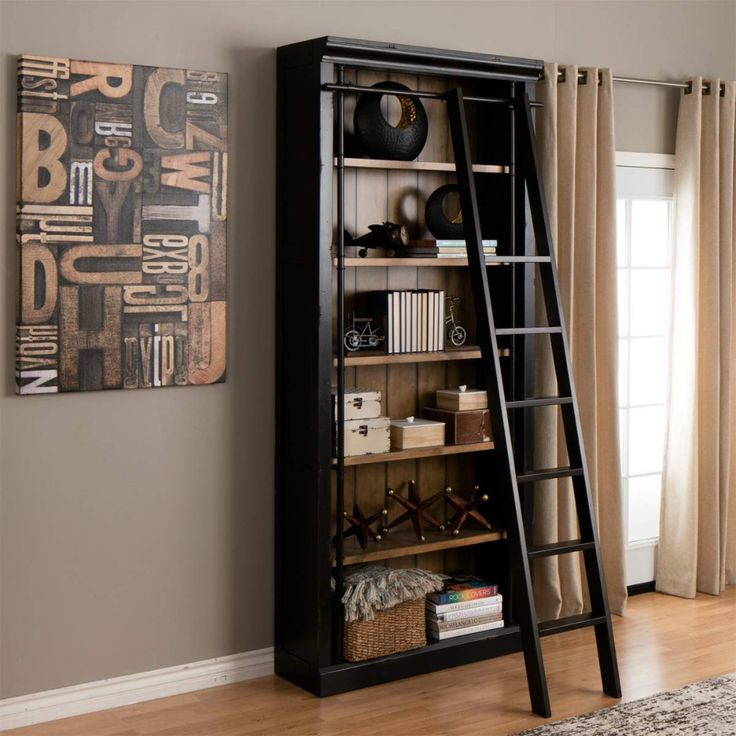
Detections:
[344, 598, 426, 662]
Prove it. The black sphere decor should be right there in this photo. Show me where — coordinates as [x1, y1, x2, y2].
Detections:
[353, 81, 428, 161]
[425, 184, 465, 239]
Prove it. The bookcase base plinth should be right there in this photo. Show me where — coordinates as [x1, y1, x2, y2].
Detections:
[276, 625, 521, 696]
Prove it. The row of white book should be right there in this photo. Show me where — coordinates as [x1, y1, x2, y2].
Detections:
[365, 289, 446, 354]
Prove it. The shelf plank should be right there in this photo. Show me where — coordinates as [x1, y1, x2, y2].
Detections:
[338, 256, 549, 267]
[340, 258, 494, 268]
[338, 157, 509, 174]
[338, 440, 494, 467]
[336, 346, 512, 367]
[334, 527, 506, 566]
[340, 347, 479, 366]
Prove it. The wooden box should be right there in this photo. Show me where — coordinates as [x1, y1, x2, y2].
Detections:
[344, 417, 391, 457]
[334, 388, 382, 421]
[390, 418, 445, 450]
[423, 407, 492, 445]
[436, 387, 488, 412]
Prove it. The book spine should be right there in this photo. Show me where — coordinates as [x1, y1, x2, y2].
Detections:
[428, 620, 505, 640]
[438, 291, 445, 351]
[392, 291, 400, 355]
[428, 613, 503, 632]
[429, 602, 503, 622]
[434, 239, 498, 248]
[427, 594, 503, 614]
[428, 585, 499, 605]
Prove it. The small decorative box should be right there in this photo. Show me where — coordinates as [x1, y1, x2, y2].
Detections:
[344, 417, 391, 456]
[436, 385, 488, 412]
[334, 387, 382, 421]
[423, 407, 492, 445]
[390, 416, 445, 450]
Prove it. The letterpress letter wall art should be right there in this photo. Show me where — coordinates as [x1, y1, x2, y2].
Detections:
[16, 55, 227, 394]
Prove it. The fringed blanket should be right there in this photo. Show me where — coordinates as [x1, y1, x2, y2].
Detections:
[339, 565, 444, 622]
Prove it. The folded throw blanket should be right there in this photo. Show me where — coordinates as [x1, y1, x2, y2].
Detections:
[339, 565, 444, 622]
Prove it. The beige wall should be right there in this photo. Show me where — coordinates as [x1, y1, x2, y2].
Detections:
[1, 0, 734, 699]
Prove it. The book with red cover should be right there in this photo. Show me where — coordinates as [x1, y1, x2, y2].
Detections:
[426, 576, 499, 605]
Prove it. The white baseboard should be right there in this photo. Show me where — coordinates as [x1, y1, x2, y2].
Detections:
[0, 647, 274, 731]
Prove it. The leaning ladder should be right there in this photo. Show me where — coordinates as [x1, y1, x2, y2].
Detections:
[444, 85, 622, 718]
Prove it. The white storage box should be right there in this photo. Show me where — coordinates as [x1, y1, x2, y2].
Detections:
[344, 417, 391, 457]
[334, 388, 383, 421]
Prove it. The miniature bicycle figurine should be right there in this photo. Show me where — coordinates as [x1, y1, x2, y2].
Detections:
[445, 296, 467, 347]
[344, 315, 385, 352]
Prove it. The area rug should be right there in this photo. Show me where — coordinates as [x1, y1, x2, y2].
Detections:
[516, 673, 736, 735]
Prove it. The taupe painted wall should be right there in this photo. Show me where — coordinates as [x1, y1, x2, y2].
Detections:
[1, 0, 734, 699]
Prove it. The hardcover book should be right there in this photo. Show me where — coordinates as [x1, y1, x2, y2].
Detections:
[427, 576, 499, 605]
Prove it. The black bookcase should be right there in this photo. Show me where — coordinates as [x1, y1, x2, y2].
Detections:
[275, 37, 545, 696]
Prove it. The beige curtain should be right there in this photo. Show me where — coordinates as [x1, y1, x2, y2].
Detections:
[657, 78, 736, 598]
[532, 63, 628, 619]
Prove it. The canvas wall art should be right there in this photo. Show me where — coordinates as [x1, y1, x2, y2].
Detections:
[16, 55, 227, 394]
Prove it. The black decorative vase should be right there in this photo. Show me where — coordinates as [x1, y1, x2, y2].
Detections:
[425, 184, 465, 239]
[353, 82, 428, 161]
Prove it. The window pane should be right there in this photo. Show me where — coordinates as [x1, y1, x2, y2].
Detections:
[629, 337, 668, 406]
[628, 405, 666, 475]
[618, 269, 629, 336]
[630, 269, 670, 336]
[617, 199, 626, 266]
[628, 473, 662, 542]
[619, 408, 628, 475]
[618, 339, 629, 407]
[631, 199, 670, 267]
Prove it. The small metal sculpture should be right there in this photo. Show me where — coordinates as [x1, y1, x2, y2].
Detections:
[346, 221, 410, 257]
[334, 504, 388, 549]
[344, 314, 385, 352]
[444, 484, 493, 536]
[425, 184, 464, 239]
[445, 296, 467, 347]
[383, 480, 446, 542]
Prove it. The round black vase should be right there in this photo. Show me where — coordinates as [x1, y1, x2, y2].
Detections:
[353, 81, 428, 161]
[425, 184, 465, 239]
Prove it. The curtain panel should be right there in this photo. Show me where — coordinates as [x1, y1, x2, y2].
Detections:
[533, 63, 628, 619]
[657, 78, 736, 598]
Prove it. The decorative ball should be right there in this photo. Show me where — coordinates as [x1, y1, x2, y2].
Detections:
[354, 81, 428, 161]
[425, 184, 465, 240]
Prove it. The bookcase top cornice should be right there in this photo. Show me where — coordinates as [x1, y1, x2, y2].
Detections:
[279, 36, 545, 82]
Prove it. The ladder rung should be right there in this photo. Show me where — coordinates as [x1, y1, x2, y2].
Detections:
[506, 396, 572, 409]
[484, 256, 552, 264]
[517, 466, 584, 484]
[538, 612, 607, 636]
[527, 539, 596, 559]
[496, 327, 562, 336]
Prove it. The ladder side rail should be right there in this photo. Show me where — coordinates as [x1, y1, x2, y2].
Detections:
[445, 86, 551, 718]
[515, 89, 622, 699]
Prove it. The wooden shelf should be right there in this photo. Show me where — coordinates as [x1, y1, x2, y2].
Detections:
[336, 346, 512, 367]
[338, 440, 494, 467]
[340, 257, 496, 268]
[334, 527, 506, 566]
[338, 157, 509, 174]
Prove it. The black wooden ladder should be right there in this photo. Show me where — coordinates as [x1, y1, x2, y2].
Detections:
[444, 85, 622, 718]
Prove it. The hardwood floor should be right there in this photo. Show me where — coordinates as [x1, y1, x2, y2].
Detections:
[5, 588, 736, 736]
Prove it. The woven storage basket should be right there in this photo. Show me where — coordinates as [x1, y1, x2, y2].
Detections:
[344, 597, 426, 662]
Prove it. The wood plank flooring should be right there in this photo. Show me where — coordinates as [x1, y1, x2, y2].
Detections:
[5, 588, 736, 736]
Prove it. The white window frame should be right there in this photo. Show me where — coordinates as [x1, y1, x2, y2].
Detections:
[615, 150, 674, 587]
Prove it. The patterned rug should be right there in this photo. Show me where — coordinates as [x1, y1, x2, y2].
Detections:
[516, 674, 736, 735]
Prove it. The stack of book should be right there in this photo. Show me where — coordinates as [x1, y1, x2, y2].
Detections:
[364, 290, 445, 354]
[407, 239, 498, 259]
[426, 575, 503, 640]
